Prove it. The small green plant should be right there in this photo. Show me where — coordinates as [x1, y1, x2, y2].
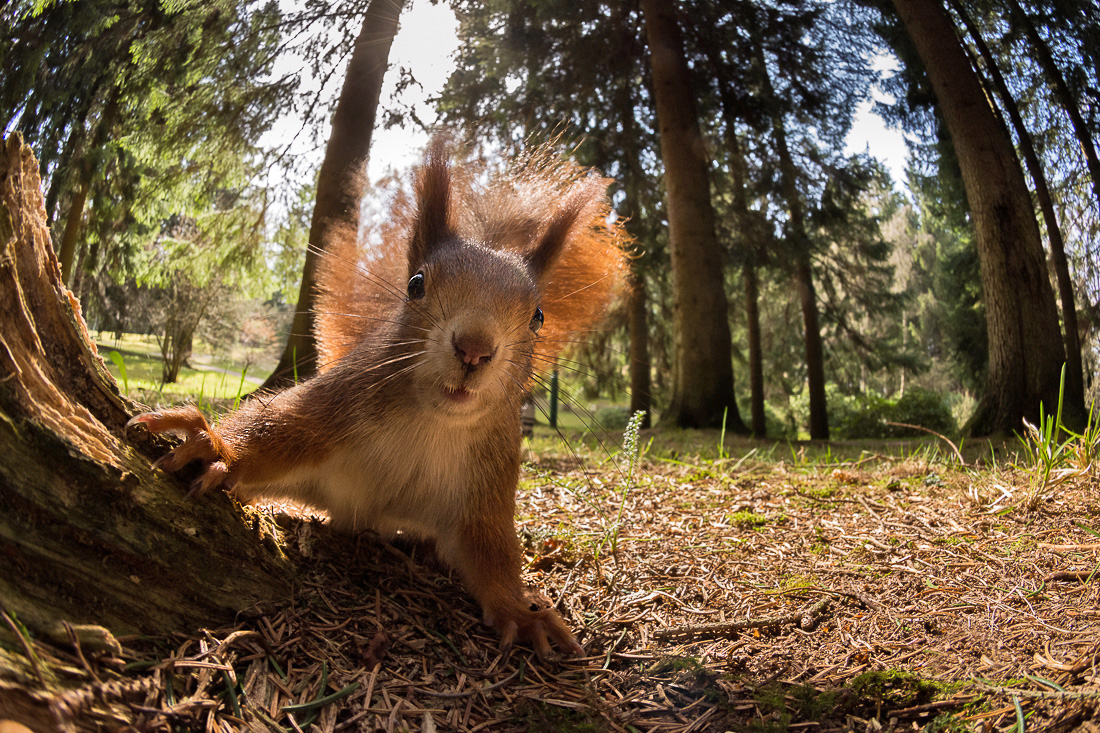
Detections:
[607, 410, 647, 560]
[108, 350, 129, 394]
[727, 510, 771, 528]
[1065, 400, 1099, 471]
[233, 364, 250, 410]
[849, 670, 938, 708]
[1017, 365, 1075, 510]
[718, 406, 729, 460]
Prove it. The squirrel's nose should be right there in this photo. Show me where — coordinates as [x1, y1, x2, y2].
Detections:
[454, 333, 495, 367]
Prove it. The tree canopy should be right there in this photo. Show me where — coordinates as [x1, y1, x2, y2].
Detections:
[2, 0, 1097, 436]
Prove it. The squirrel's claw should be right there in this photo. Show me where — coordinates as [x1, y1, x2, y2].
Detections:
[125, 412, 157, 430]
[498, 620, 518, 655]
[531, 621, 552, 660]
[128, 408, 232, 494]
[488, 597, 582, 660]
[188, 461, 230, 497]
[150, 451, 176, 471]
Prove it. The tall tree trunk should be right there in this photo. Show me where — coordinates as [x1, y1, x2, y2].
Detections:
[0, 134, 291, 689]
[56, 174, 89, 285]
[1001, 0, 1100, 215]
[891, 0, 1079, 435]
[55, 93, 119, 286]
[743, 261, 766, 436]
[627, 268, 652, 429]
[640, 0, 748, 431]
[757, 51, 829, 440]
[261, 0, 407, 391]
[727, 132, 767, 437]
[951, 0, 1085, 420]
[612, 33, 654, 430]
[792, 253, 828, 439]
[694, 25, 766, 437]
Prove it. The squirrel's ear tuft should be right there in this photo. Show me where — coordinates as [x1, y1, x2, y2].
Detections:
[526, 177, 601, 279]
[408, 142, 453, 274]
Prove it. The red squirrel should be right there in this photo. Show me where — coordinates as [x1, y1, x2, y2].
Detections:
[127, 143, 627, 658]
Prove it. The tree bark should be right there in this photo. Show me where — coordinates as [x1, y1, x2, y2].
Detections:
[0, 135, 292, 719]
[726, 132, 767, 437]
[55, 93, 119, 286]
[793, 253, 829, 439]
[627, 267, 652, 429]
[640, 0, 748, 431]
[1001, 0, 1100, 215]
[261, 0, 407, 391]
[951, 0, 1085, 421]
[612, 28, 654, 431]
[890, 0, 1078, 435]
[742, 261, 767, 436]
[758, 51, 829, 440]
[55, 175, 89, 286]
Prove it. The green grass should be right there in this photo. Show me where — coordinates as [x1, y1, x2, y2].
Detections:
[95, 332, 270, 408]
[532, 404, 599, 430]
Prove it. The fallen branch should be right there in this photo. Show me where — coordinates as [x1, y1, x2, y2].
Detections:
[1043, 570, 1098, 583]
[887, 698, 973, 718]
[654, 599, 830, 641]
[884, 422, 965, 464]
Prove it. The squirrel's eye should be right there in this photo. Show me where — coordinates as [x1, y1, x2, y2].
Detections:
[407, 272, 425, 300]
[529, 306, 544, 333]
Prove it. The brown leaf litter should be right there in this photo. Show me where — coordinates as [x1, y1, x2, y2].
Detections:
[3, 437, 1099, 732]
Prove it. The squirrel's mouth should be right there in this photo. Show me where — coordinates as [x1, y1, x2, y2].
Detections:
[443, 386, 474, 404]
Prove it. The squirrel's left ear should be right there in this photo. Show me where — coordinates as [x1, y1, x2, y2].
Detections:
[526, 178, 601, 279]
[408, 142, 453, 276]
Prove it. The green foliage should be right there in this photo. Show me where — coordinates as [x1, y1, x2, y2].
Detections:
[818, 385, 954, 435]
[593, 406, 633, 432]
[1015, 366, 1099, 510]
[108, 350, 129, 394]
[830, 387, 957, 439]
[0, 0, 310, 384]
[97, 332, 267, 408]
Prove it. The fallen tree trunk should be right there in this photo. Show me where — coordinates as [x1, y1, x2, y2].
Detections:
[0, 134, 293, 727]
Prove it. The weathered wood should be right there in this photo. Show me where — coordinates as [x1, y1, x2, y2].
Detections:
[0, 134, 292, 704]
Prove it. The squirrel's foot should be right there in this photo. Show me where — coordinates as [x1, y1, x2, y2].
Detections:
[127, 407, 233, 494]
[485, 589, 584, 660]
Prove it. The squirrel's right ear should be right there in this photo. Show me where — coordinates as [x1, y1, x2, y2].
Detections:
[526, 177, 601, 279]
[408, 143, 453, 275]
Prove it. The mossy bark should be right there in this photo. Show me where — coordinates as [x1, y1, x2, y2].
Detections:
[0, 134, 293, 728]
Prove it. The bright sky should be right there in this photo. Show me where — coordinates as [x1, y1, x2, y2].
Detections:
[366, 0, 462, 181]
[843, 54, 910, 186]
[290, 0, 910, 189]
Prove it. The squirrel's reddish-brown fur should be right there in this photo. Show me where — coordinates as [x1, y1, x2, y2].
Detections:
[315, 145, 626, 374]
[128, 142, 627, 658]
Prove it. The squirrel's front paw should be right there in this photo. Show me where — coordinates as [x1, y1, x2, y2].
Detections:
[485, 589, 584, 660]
[127, 407, 233, 495]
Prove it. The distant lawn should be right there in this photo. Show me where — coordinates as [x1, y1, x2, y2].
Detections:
[94, 332, 271, 410]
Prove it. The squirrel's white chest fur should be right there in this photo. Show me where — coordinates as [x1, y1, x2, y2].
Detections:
[240, 408, 480, 539]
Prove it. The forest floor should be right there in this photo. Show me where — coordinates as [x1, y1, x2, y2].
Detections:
[16, 430, 1100, 732]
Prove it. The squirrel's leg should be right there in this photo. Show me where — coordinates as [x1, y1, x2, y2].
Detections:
[440, 514, 583, 659]
[127, 407, 235, 495]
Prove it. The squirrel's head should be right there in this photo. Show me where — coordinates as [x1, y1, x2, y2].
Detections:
[398, 144, 594, 419]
